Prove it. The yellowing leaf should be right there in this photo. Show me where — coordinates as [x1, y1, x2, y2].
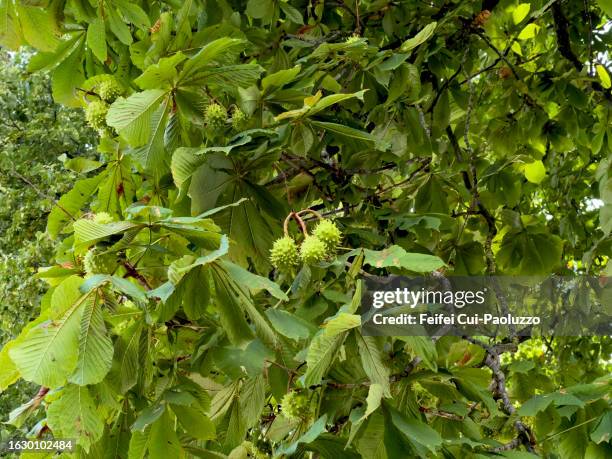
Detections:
[518, 23, 540, 40]
[304, 90, 322, 107]
[513, 3, 531, 24]
[524, 160, 546, 184]
[596, 64, 611, 89]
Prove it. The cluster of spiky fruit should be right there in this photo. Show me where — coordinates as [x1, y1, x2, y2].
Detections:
[83, 248, 117, 276]
[280, 391, 311, 422]
[85, 100, 109, 132]
[93, 212, 114, 225]
[270, 219, 342, 271]
[231, 107, 247, 131]
[242, 441, 268, 459]
[204, 103, 227, 128]
[98, 79, 123, 103]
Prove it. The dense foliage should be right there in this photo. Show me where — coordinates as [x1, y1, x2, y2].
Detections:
[0, 1, 610, 458]
[0, 51, 95, 416]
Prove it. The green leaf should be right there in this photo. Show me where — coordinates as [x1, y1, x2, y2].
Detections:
[276, 414, 328, 456]
[387, 405, 443, 453]
[596, 0, 612, 17]
[47, 171, 105, 238]
[323, 312, 361, 336]
[596, 64, 611, 89]
[360, 245, 445, 272]
[9, 291, 90, 388]
[280, 2, 304, 24]
[107, 6, 133, 45]
[524, 160, 546, 184]
[246, 0, 275, 19]
[513, 4, 531, 24]
[149, 410, 183, 459]
[262, 65, 302, 91]
[16, 5, 59, 51]
[171, 405, 216, 440]
[360, 383, 385, 421]
[0, 340, 20, 393]
[87, 18, 106, 62]
[397, 336, 438, 371]
[310, 120, 377, 143]
[179, 37, 246, 83]
[134, 53, 187, 90]
[221, 260, 288, 300]
[132, 97, 171, 171]
[518, 23, 540, 40]
[307, 90, 367, 116]
[356, 334, 391, 397]
[110, 320, 142, 393]
[74, 219, 141, 251]
[591, 412, 612, 444]
[69, 291, 113, 386]
[303, 331, 347, 386]
[265, 309, 316, 340]
[210, 265, 255, 346]
[400, 22, 437, 52]
[47, 385, 104, 452]
[116, 1, 151, 30]
[106, 89, 169, 147]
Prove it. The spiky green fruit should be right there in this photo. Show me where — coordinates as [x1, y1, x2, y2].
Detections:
[312, 219, 342, 253]
[270, 236, 299, 270]
[280, 391, 310, 422]
[93, 212, 113, 225]
[299, 236, 327, 264]
[204, 103, 227, 128]
[98, 80, 123, 103]
[243, 442, 268, 459]
[231, 108, 247, 130]
[85, 100, 109, 131]
[83, 248, 117, 275]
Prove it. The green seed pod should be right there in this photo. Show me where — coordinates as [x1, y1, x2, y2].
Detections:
[93, 212, 114, 225]
[280, 391, 310, 422]
[85, 100, 109, 132]
[98, 80, 123, 103]
[204, 103, 227, 128]
[312, 219, 342, 253]
[231, 107, 247, 130]
[270, 236, 299, 270]
[83, 248, 117, 275]
[299, 236, 327, 264]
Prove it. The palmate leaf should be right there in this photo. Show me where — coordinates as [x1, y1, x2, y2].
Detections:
[190, 155, 282, 271]
[69, 291, 113, 386]
[47, 384, 104, 453]
[106, 89, 169, 146]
